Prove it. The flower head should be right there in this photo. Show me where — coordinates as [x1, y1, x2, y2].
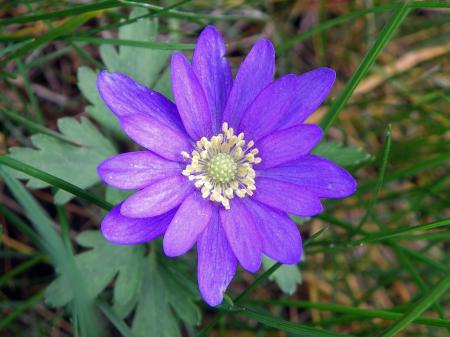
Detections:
[97, 25, 356, 306]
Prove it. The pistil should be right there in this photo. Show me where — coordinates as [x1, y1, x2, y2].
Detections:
[181, 122, 261, 209]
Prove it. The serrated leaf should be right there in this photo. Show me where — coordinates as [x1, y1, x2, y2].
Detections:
[132, 254, 200, 337]
[45, 231, 144, 307]
[77, 66, 123, 134]
[107, 8, 170, 87]
[313, 141, 371, 167]
[263, 256, 302, 295]
[8, 117, 115, 204]
[79, 8, 171, 133]
[160, 261, 201, 326]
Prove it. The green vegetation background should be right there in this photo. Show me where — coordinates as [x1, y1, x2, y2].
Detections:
[0, 1, 449, 337]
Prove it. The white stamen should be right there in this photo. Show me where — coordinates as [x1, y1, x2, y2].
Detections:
[181, 122, 261, 210]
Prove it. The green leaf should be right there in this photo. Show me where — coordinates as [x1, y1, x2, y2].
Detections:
[78, 8, 171, 133]
[105, 187, 133, 205]
[262, 256, 302, 295]
[100, 8, 170, 87]
[313, 141, 371, 167]
[153, 66, 173, 100]
[46, 234, 201, 335]
[45, 231, 145, 308]
[0, 155, 113, 211]
[0, 168, 104, 337]
[77, 66, 123, 134]
[160, 260, 201, 326]
[8, 117, 115, 204]
[132, 254, 200, 337]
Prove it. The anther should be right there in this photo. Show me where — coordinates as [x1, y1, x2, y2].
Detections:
[181, 122, 262, 209]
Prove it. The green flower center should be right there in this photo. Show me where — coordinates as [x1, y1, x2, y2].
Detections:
[207, 153, 237, 184]
[181, 122, 262, 209]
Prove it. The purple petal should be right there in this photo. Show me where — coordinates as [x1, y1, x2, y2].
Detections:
[277, 68, 336, 129]
[98, 151, 182, 189]
[119, 114, 192, 162]
[101, 203, 175, 245]
[163, 192, 213, 257]
[219, 198, 262, 272]
[197, 209, 237, 306]
[257, 155, 357, 198]
[171, 52, 212, 140]
[193, 25, 232, 133]
[121, 175, 193, 218]
[243, 199, 302, 264]
[97, 71, 183, 130]
[256, 124, 322, 169]
[238, 74, 299, 141]
[222, 39, 275, 129]
[252, 177, 323, 217]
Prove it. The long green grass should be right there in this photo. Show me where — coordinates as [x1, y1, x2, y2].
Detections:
[0, 1, 449, 337]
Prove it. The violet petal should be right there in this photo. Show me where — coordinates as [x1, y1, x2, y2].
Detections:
[193, 25, 232, 133]
[257, 155, 357, 198]
[120, 175, 193, 218]
[222, 39, 275, 129]
[278, 67, 336, 129]
[219, 198, 262, 272]
[98, 151, 182, 189]
[238, 74, 299, 141]
[256, 124, 322, 169]
[244, 199, 302, 264]
[119, 114, 192, 162]
[97, 71, 183, 130]
[101, 203, 175, 245]
[197, 209, 237, 306]
[163, 192, 213, 257]
[253, 177, 323, 217]
[171, 52, 213, 139]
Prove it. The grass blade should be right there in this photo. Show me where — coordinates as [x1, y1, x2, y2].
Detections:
[277, 2, 450, 55]
[0, 167, 104, 337]
[249, 300, 450, 328]
[0, 109, 81, 146]
[0, 291, 44, 330]
[0, 0, 119, 26]
[320, 3, 410, 134]
[240, 308, 354, 337]
[353, 125, 392, 234]
[376, 273, 450, 337]
[66, 36, 195, 50]
[0, 13, 98, 66]
[0, 156, 112, 211]
[96, 299, 136, 337]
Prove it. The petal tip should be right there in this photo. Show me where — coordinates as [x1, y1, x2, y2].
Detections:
[346, 174, 358, 196]
[162, 239, 179, 257]
[119, 200, 136, 218]
[312, 67, 336, 85]
[96, 159, 107, 181]
[200, 288, 224, 307]
[99, 209, 128, 245]
[96, 70, 121, 89]
[162, 234, 190, 257]
[257, 38, 274, 49]
[171, 51, 187, 66]
[244, 261, 262, 273]
[201, 24, 220, 36]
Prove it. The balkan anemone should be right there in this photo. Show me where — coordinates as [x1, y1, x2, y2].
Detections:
[97, 25, 356, 306]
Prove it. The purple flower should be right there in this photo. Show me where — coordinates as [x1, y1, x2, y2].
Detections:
[97, 26, 356, 306]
